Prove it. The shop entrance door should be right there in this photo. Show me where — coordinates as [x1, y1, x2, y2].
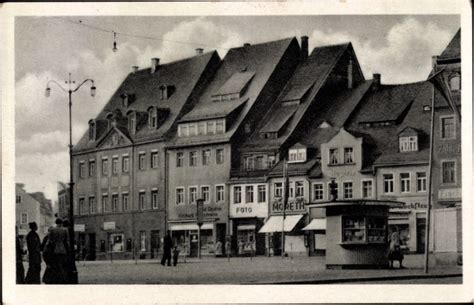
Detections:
[150, 230, 160, 258]
[416, 218, 426, 253]
[88, 233, 96, 261]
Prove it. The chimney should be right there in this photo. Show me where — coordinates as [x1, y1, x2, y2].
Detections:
[132, 66, 139, 74]
[431, 55, 439, 72]
[347, 58, 353, 89]
[151, 58, 160, 74]
[243, 43, 251, 47]
[195, 48, 204, 55]
[301, 36, 309, 60]
[372, 73, 381, 90]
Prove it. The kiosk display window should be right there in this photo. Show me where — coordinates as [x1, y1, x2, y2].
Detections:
[342, 216, 387, 243]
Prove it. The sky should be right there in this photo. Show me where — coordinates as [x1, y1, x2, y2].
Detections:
[14, 15, 460, 203]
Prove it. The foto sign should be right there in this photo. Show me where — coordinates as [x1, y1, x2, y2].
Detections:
[196, 199, 204, 226]
[103, 221, 115, 230]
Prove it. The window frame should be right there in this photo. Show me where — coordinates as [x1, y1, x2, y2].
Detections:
[201, 185, 210, 204]
[21, 212, 28, 224]
[245, 185, 254, 203]
[313, 183, 324, 201]
[79, 161, 85, 178]
[257, 185, 266, 203]
[189, 151, 198, 167]
[89, 160, 96, 177]
[188, 186, 198, 204]
[176, 187, 185, 205]
[440, 115, 456, 140]
[329, 148, 339, 165]
[274, 182, 283, 198]
[176, 152, 184, 167]
[202, 149, 211, 166]
[89, 196, 96, 214]
[233, 186, 242, 204]
[441, 160, 457, 185]
[327, 181, 339, 200]
[343, 181, 353, 199]
[111, 194, 119, 212]
[122, 193, 129, 211]
[122, 155, 130, 173]
[112, 157, 119, 175]
[295, 181, 304, 198]
[400, 173, 411, 193]
[215, 184, 225, 203]
[343, 147, 354, 164]
[151, 190, 158, 209]
[101, 195, 108, 213]
[151, 151, 159, 169]
[383, 173, 394, 194]
[216, 148, 224, 164]
[139, 191, 146, 210]
[138, 152, 146, 170]
[416, 172, 427, 192]
[102, 158, 109, 176]
[361, 179, 374, 198]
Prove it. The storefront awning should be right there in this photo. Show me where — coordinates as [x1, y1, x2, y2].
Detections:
[258, 215, 303, 233]
[302, 218, 326, 231]
[237, 224, 256, 230]
[169, 223, 213, 231]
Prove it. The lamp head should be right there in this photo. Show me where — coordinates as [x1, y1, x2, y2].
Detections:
[90, 85, 96, 97]
[45, 87, 51, 98]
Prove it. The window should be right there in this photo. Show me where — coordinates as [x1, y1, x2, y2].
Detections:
[128, 112, 136, 134]
[442, 161, 456, 184]
[244, 156, 255, 170]
[178, 124, 189, 137]
[244, 123, 251, 133]
[189, 187, 197, 204]
[329, 148, 339, 165]
[79, 162, 85, 178]
[441, 116, 455, 139]
[201, 186, 210, 203]
[140, 231, 146, 251]
[189, 151, 198, 167]
[416, 172, 427, 192]
[313, 183, 324, 201]
[151, 190, 158, 209]
[449, 74, 461, 91]
[268, 156, 276, 168]
[202, 150, 211, 166]
[362, 180, 373, 198]
[245, 186, 254, 203]
[109, 233, 124, 252]
[112, 157, 119, 174]
[343, 182, 353, 199]
[176, 152, 184, 167]
[89, 121, 96, 141]
[400, 173, 410, 193]
[258, 185, 266, 203]
[149, 108, 157, 128]
[216, 185, 225, 202]
[101, 195, 108, 213]
[21, 213, 28, 224]
[383, 174, 394, 194]
[289, 148, 307, 163]
[255, 156, 265, 169]
[343, 216, 388, 243]
[89, 196, 96, 214]
[295, 181, 304, 197]
[216, 149, 224, 164]
[138, 153, 146, 170]
[399, 136, 418, 152]
[151, 152, 159, 169]
[189, 123, 197, 136]
[274, 182, 283, 198]
[79, 197, 85, 215]
[112, 194, 119, 212]
[343, 217, 365, 242]
[234, 186, 242, 204]
[139, 192, 146, 210]
[198, 122, 206, 135]
[122, 156, 129, 173]
[344, 147, 354, 164]
[207, 121, 215, 135]
[328, 181, 338, 200]
[122, 193, 129, 211]
[102, 158, 109, 175]
[16, 195, 21, 204]
[89, 160, 96, 176]
[216, 120, 224, 134]
[176, 188, 184, 205]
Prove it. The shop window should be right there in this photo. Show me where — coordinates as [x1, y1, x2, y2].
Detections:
[257, 185, 266, 203]
[234, 186, 242, 204]
[122, 193, 129, 211]
[313, 183, 324, 201]
[344, 147, 354, 164]
[442, 161, 456, 184]
[202, 150, 211, 166]
[416, 172, 427, 192]
[295, 181, 304, 197]
[101, 195, 108, 213]
[151, 152, 159, 169]
[189, 187, 197, 204]
[400, 173, 410, 193]
[216, 185, 225, 202]
[112, 157, 119, 174]
[329, 148, 339, 165]
[151, 190, 158, 209]
[440, 116, 455, 139]
[342, 217, 387, 243]
[245, 186, 254, 203]
[176, 152, 184, 167]
[140, 231, 146, 251]
[89, 160, 96, 177]
[122, 156, 129, 173]
[139, 192, 146, 210]
[189, 151, 198, 167]
[383, 174, 394, 194]
[79, 161, 85, 178]
[362, 180, 373, 198]
[109, 233, 124, 252]
[102, 158, 109, 176]
[343, 182, 353, 199]
[274, 182, 283, 198]
[138, 153, 146, 170]
[201, 186, 210, 203]
[216, 149, 224, 164]
[176, 188, 184, 205]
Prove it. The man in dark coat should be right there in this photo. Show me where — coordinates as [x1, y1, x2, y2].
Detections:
[25, 222, 42, 284]
[16, 226, 25, 284]
[161, 231, 173, 266]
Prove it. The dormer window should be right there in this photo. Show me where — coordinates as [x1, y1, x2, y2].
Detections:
[106, 113, 114, 130]
[329, 148, 339, 165]
[121, 93, 129, 108]
[399, 136, 418, 152]
[148, 107, 158, 129]
[449, 73, 461, 91]
[288, 147, 306, 163]
[160, 85, 175, 100]
[88, 120, 96, 141]
[127, 111, 136, 134]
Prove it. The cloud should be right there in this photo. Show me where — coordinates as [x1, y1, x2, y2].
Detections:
[310, 17, 453, 84]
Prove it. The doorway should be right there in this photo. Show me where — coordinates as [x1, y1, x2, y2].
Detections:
[416, 218, 426, 253]
[88, 233, 96, 261]
[150, 230, 160, 258]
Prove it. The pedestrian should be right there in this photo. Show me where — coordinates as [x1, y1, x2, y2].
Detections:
[172, 246, 180, 266]
[44, 218, 70, 284]
[161, 231, 172, 266]
[225, 239, 231, 258]
[215, 240, 223, 257]
[238, 240, 244, 256]
[25, 222, 42, 284]
[41, 226, 54, 284]
[388, 228, 404, 269]
[16, 226, 25, 284]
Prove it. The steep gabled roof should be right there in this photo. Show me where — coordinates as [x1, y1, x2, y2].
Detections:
[73, 51, 220, 152]
[439, 29, 460, 61]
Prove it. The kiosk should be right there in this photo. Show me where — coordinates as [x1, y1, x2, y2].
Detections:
[311, 200, 404, 269]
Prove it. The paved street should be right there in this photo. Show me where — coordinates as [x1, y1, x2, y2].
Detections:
[25, 254, 461, 284]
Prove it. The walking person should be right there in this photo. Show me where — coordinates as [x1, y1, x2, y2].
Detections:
[41, 226, 54, 284]
[62, 219, 77, 283]
[44, 218, 70, 284]
[388, 228, 404, 269]
[16, 226, 25, 284]
[161, 231, 173, 266]
[25, 222, 42, 284]
[172, 246, 180, 266]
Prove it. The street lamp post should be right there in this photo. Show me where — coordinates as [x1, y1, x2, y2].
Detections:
[45, 73, 96, 284]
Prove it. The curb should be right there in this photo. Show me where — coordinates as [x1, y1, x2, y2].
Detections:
[255, 273, 462, 284]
